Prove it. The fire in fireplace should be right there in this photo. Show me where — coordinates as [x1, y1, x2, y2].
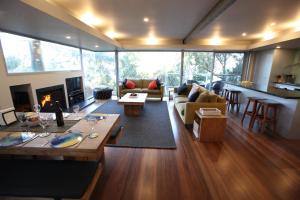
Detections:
[36, 85, 67, 112]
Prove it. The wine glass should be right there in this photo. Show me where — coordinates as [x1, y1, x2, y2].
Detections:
[39, 114, 51, 137]
[73, 105, 80, 120]
[33, 104, 41, 114]
[87, 117, 98, 139]
[16, 112, 28, 132]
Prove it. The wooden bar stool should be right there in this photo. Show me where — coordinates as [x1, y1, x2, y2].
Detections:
[254, 99, 280, 134]
[241, 97, 265, 129]
[228, 90, 241, 112]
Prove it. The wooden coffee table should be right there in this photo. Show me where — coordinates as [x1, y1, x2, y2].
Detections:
[118, 93, 148, 116]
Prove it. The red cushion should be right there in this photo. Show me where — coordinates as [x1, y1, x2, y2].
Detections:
[148, 80, 157, 89]
[126, 80, 135, 89]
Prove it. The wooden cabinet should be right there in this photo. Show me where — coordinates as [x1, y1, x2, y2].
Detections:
[193, 110, 227, 142]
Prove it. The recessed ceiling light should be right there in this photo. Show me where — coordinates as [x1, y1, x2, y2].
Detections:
[95, 45, 99, 48]
[210, 36, 221, 45]
[80, 12, 102, 26]
[263, 31, 275, 40]
[270, 22, 276, 26]
[276, 46, 281, 49]
[143, 17, 149, 22]
[106, 31, 118, 39]
[242, 32, 247, 36]
[146, 36, 158, 45]
[65, 35, 71, 39]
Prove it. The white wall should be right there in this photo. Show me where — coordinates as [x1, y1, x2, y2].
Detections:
[269, 49, 295, 84]
[0, 45, 83, 110]
[253, 50, 274, 90]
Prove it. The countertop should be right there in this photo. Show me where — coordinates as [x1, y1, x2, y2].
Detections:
[225, 82, 300, 99]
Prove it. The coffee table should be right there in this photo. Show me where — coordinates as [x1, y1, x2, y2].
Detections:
[118, 93, 148, 116]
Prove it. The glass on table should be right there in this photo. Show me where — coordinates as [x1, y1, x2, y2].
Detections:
[16, 112, 28, 132]
[87, 117, 99, 139]
[38, 114, 53, 137]
[72, 105, 80, 120]
[33, 104, 41, 114]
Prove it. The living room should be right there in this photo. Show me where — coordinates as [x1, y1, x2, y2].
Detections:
[0, 0, 300, 199]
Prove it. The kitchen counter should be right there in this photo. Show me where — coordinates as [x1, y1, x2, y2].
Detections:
[225, 82, 300, 99]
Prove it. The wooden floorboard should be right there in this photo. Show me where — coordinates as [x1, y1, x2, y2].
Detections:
[90, 100, 300, 200]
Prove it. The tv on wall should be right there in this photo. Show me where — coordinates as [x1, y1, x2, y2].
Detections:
[65, 76, 83, 93]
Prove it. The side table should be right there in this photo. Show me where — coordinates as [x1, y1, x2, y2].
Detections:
[193, 110, 227, 142]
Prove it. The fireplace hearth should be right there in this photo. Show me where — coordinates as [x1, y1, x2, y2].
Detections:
[36, 85, 67, 112]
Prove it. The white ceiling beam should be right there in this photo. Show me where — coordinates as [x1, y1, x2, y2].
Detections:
[183, 0, 236, 44]
[20, 0, 122, 48]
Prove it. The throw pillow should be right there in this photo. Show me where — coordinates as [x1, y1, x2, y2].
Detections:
[177, 83, 188, 95]
[156, 78, 161, 89]
[148, 80, 157, 89]
[122, 79, 127, 88]
[196, 91, 210, 102]
[125, 80, 135, 89]
[188, 83, 200, 99]
[188, 91, 200, 102]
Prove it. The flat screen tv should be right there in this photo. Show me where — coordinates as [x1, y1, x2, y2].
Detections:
[66, 76, 83, 93]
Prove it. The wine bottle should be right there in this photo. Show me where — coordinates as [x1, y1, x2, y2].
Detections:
[55, 101, 64, 127]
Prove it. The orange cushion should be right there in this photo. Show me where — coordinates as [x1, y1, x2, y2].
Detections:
[126, 80, 135, 89]
[148, 80, 157, 89]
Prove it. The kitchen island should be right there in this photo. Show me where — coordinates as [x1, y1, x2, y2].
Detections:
[225, 83, 300, 139]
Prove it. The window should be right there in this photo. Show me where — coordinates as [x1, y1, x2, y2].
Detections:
[40, 41, 81, 71]
[82, 50, 116, 98]
[183, 52, 214, 85]
[213, 53, 244, 84]
[0, 32, 81, 73]
[118, 52, 181, 93]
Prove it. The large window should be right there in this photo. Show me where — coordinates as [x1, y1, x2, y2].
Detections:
[183, 52, 214, 85]
[118, 52, 181, 92]
[82, 50, 116, 98]
[213, 53, 244, 83]
[0, 32, 81, 73]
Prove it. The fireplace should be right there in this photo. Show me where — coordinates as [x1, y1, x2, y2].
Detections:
[36, 84, 67, 112]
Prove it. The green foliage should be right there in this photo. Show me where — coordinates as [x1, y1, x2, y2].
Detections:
[6, 56, 21, 71]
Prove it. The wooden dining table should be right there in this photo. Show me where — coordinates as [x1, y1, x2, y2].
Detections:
[0, 113, 120, 161]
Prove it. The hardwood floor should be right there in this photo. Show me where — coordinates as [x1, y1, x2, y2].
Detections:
[90, 100, 300, 200]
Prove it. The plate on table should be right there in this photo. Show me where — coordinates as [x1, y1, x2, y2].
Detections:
[50, 131, 83, 148]
[0, 132, 36, 147]
[84, 115, 105, 120]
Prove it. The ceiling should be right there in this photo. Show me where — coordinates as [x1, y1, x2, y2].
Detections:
[0, 0, 117, 51]
[0, 0, 300, 50]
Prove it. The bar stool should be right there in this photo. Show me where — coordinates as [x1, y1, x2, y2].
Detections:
[254, 99, 280, 134]
[241, 97, 265, 129]
[228, 90, 241, 112]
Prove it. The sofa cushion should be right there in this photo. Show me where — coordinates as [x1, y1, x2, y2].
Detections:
[175, 96, 189, 104]
[125, 80, 135, 89]
[175, 103, 186, 116]
[156, 79, 161, 89]
[143, 89, 161, 94]
[121, 88, 142, 94]
[142, 80, 152, 88]
[148, 80, 157, 89]
[196, 91, 218, 102]
[188, 83, 201, 98]
[177, 83, 188, 95]
[188, 91, 200, 102]
[128, 79, 142, 88]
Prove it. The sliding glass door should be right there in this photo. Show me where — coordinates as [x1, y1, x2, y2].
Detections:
[183, 52, 214, 86]
[118, 51, 181, 93]
[82, 50, 116, 98]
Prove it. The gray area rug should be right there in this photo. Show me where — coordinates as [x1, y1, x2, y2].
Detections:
[0, 120, 78, 133]
[93, 100, 176, 149]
